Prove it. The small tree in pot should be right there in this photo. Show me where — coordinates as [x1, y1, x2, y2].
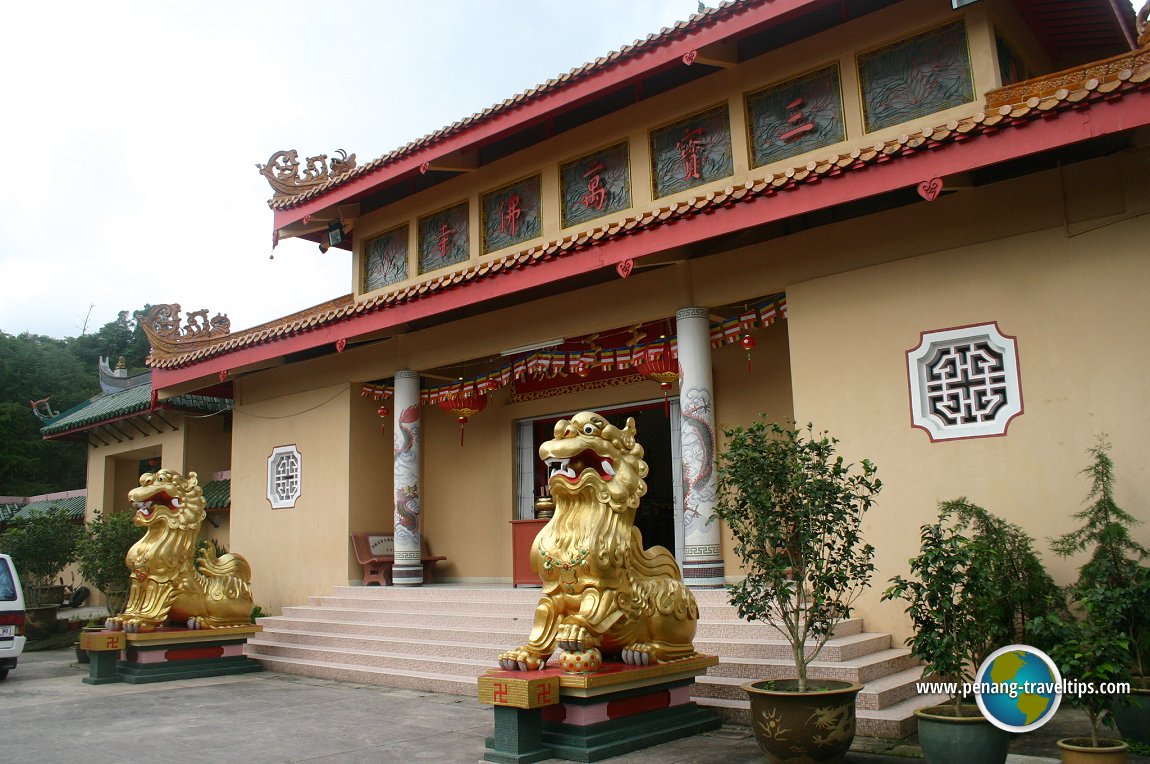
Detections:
[713, 421, 880, 764]
[76, 510, 141, 615]
[1031, 436, 1147, 759]
[883, 499, 1059, 764]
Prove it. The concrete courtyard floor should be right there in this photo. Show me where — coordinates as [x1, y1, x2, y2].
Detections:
[3, 647, 1147, 763]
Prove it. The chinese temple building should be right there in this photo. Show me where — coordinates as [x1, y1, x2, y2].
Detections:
[68, 0, 1150, 734]
[39, 357, 233, 550]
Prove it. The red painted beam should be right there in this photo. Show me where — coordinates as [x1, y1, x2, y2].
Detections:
[159, 91, 1150, 393]
[272, 0, 824, 230]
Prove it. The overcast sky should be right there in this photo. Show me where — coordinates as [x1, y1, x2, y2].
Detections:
[0, 1, 1140, 340]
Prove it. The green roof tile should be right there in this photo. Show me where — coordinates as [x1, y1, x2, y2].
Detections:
[41, 380, 230, 437]
[0, 503, 25, 523]
[202, 479, 230, 510]
[11, 495, 86, 522]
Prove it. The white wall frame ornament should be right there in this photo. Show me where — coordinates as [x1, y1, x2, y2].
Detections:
[267, 444, 302, 509]
[907, 322, 1023, 442]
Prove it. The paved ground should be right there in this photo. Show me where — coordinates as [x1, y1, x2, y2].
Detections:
[3, 648, 1146, 763]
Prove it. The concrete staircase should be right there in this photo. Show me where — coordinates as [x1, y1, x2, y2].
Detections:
[246, 586, 944, 738]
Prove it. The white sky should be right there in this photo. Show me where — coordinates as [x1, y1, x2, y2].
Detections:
[0, 0, 1140, 339]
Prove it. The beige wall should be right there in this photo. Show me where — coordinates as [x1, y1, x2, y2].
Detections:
[230, 383, 353, 613]
[788, 204, 1150, 643]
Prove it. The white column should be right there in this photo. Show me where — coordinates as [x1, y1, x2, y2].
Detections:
[676, 306, 723, 588]
[392, 370, 423, 586]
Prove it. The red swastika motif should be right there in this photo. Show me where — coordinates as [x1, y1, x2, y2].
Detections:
[536, 683, 553, 706]
[493, 682, 509, 704]
[105, 636, 120, 649]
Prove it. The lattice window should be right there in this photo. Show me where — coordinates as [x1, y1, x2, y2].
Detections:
[907, 323, 1022, 442]
[267, 445, 302, 509]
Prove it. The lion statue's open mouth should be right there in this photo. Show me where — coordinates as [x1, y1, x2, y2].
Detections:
[498, 411, 698, 671]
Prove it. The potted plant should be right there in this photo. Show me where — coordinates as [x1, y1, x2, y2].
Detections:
[0, 508, 83, 637]
[1031, 437, 1146, 761]
[713, 421, 881, 764]
[76, 509, 141, 615]
[1031, 584, 1130, 763]
[883, 499, 1059, 764]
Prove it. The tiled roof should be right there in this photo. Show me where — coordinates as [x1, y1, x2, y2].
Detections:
[40, 379, 231, 436]
[202, 479, 230, 510]
[267, 0, 761, 211]
[0, 503, 24, 523]
[10, 495, 86, 522]
[153, 53, 1150, 373]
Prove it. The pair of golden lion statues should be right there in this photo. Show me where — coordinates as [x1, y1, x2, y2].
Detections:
[105, 410, 698, 673]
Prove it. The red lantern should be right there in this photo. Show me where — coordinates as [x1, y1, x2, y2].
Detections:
[377, 405, 389, 435]
[438, 388, 488, 446]
[637, 350, 679, 417]
[741, 333, 756, 374]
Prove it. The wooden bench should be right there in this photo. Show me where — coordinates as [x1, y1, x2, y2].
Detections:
[349, 533, 446, 585]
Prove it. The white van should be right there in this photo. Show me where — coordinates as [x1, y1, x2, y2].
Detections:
[0, 553, 26, 679]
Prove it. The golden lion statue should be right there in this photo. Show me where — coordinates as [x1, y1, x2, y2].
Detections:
[499, 412, 698, 670]
[106, 469, 254, 633]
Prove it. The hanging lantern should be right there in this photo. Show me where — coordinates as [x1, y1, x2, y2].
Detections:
[741, 333, 756, 375]
[377, 405, 389, 435]
[438, 388, 488, 446]
[637, 350, 679, 417]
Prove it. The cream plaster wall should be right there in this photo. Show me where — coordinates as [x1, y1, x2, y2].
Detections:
[787, 209, 1150, 644]
[229, 383, 353, 613]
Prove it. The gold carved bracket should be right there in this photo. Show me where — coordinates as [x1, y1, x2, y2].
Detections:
[256, 149, 357, 197]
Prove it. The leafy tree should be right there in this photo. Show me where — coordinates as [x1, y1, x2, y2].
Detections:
[0, 307, 154, 495]
[713, 420, 881, 692]
[0, 508, 84, 606]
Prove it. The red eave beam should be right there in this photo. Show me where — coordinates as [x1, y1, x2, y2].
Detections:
[272, 0, 823, 231]
[161, 91, 1150, 394]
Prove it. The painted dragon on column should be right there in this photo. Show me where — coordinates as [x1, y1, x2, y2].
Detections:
[106, 469, 254, 633]
[499, 411, 698, 671]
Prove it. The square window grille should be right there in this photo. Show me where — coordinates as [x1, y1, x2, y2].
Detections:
[907, 323, 1023, 442]
[267, 445, 302, 509]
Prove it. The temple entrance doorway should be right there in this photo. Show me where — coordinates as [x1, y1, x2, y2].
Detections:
[517, 399, 681, 559]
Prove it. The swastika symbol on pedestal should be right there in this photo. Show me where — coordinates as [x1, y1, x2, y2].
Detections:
[924, 341, 1007, 425]
[536, 683, 553, 705]
[493, 682, 509, 704]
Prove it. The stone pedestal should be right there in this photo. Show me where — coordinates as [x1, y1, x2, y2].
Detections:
[81, 625, 263, 685]
[479, 655, 720, 763]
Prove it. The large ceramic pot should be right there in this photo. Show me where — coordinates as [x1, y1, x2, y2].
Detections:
[743, 679, 863, 764]
[913, 705, 1010, 764]
[1056, 738, 1128, 764]
[1110, 684, 1149, 746]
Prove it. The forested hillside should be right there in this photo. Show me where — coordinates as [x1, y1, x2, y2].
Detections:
[0, 310, 151, 495]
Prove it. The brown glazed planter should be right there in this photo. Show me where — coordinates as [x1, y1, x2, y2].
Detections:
[743, 679, 863, 764]
[1056, 738, 1128, 764]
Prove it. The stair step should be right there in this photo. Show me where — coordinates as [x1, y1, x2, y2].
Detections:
[694, 631, 890, 661]
[247, 642, 503, 677]
[249, 585, 921, 738]
[255, 627, 517, 660]
[700, 648, 918, 685]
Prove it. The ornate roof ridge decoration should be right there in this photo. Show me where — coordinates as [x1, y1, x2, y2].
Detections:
[141, 304, 232, 358]
[986, 44, 1150, 109]
[256, 149, 358, 198]
[264, 0, 757, 211]
[153, 61, 1150, 372]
